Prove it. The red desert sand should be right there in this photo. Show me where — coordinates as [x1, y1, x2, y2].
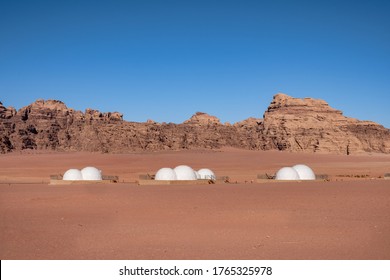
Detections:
[0, 148, 389, 260]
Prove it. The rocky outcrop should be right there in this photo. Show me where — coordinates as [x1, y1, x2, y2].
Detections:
[0, 94, 389, 154]
[184, 112, 222, 126]
[260, 93, 390, 154]
[0, 102, 17, 119]
[0, 99, 124, 153]
[0, 102, 17, 152]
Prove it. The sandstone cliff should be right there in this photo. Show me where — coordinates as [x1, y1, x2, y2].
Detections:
[260, 94, 390, 154]
[1, 94, 389, 154]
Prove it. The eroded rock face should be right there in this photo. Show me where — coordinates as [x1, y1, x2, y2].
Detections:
[0, 99, 124, 153]
[0, 94, 389, 154]
[261, 93, 390, 154]
[0, 102, 17, 119]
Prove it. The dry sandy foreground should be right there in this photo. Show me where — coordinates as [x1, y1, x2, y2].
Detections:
[0, 148, 389, 260]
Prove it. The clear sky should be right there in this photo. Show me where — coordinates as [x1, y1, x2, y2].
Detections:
[1, 0, 389, 127]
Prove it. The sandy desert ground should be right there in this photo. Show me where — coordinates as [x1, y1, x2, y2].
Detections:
[0, 148, 389, 260]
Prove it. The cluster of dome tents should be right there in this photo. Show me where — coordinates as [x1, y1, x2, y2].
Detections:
[275, 164, 316, 180]
[63, 167, 102, 181]
[155, 165, 216, 181]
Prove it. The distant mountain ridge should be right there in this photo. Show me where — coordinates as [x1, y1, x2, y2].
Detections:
[1, 94, 389, 154]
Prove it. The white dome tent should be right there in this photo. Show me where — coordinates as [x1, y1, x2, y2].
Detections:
[292, 164, 316, 180]
[198, 168, 216, 180]
[155, 168, 177, 181]
[81, 166, 102, 181]
[63, 169, 83, 181]
[275, 167, 300, 180]
[173, 165, 197, 180]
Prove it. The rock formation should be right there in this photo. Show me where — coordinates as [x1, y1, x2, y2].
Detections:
[184, 112, 222, 126]
[1, 94, 389, 154]
[260, 94, 390, 154]
[0, 102, 17, 119]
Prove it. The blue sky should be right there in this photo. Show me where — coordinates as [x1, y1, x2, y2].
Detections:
[1, 0, 389, 127]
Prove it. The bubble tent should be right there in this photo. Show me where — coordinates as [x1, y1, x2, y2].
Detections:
[155, 168, 177, 181]
[292, 164, 316, 180]
[275, 167, 301, 180]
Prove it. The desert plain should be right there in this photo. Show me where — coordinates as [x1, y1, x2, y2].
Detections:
[0, 148, 389, 260]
